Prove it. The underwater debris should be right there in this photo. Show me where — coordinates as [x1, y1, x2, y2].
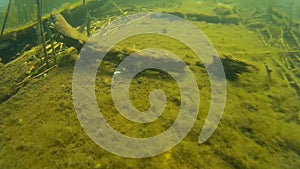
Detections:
[0, 0, 12, 37]
[264, 62, 272, 78]
[288, 0, 294, 32]
[0, 39, 67, 100]
[50, 9, 88, 42]
[160, 1, 240, 25]
[83, 0, 91, 37]
[0, 1, 300, 168]
[214, 3, 236, 16]
[110, 0, 126, 15]
[56, 47, 78, 66]
[36, 0, 50, 68]
[50, 9, 88, 50]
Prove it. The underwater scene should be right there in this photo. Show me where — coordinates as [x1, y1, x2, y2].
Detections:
[0, 0, 300, 168]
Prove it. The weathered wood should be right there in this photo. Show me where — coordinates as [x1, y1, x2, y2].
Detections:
[0, 0, 103, 63]
[50, 9, 88, 43]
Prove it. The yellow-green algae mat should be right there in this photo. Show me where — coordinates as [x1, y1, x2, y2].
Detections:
[0, 19, 299, 169]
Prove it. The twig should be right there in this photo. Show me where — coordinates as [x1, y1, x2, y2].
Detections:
[83, 0, 91, 37]
[46, 22, 57, 63]
[16, 65, 57, 86]
[267, 0, 274, 19]
[0, 0, 12, 37]
[288, 0, 294, 32]
[256, 29, 268, 47]
[110, 0, 124, 15]
[266, 28, 273, 46]
[279, 28, 288, 49]
[36, 0, 50, 68]
[291, 30, 300, 48]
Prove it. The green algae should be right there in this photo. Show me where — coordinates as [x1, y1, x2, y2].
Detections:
[0, 1, 299, 169]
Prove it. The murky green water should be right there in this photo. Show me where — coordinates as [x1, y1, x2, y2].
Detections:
[0, 0, 299, 168]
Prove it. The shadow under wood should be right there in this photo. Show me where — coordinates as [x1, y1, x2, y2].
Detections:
[196, 55, 256, 81]
[221, 56, 255, 81]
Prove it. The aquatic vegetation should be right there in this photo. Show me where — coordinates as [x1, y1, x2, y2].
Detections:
[0, 0, 299, 168]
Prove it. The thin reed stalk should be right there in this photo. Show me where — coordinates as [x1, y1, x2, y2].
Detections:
[288, 0, 294, 32]
[1, 0, 13, 37]
[83, 0, 91, 37]
[36, 0, 49, 68]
